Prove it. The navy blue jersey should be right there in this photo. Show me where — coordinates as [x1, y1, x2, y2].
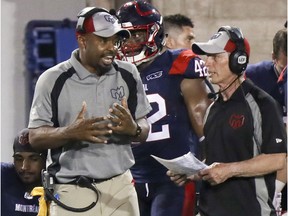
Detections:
[1, 162, 40, 216]
[131, 49, 207, 183]
[245, 61, 286, 117]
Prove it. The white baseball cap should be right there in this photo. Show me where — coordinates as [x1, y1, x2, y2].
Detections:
[76, 10, 130, 39]
[192, 30, 250, 56]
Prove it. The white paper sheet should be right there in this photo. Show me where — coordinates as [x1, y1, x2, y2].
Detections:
[151, 152, 207, 176]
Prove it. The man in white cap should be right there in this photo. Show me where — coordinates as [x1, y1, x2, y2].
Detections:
[28, 7, 151, 216]
[167, 26, 287, 216]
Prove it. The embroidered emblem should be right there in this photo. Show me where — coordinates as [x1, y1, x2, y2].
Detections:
[19, 133, 29, 145]
[211, 32, 222, 40]
[229, 114, 245, 129]
[104, 15, 116, 24]
[111, 86, 125, 101]
[24, 192, 33, 200]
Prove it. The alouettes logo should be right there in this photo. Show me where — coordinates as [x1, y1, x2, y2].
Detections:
[111, 86, 125, 101]
[104, 14, 116, 24]
[19, 133, 29, 145]
[229, 114, 245, 129]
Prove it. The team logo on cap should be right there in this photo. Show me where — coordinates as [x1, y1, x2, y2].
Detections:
[19, 133, 29, 145]
[104, 15, 116, 24]
[210, 32, 221, 40]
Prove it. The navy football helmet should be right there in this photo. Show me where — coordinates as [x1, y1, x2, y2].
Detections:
[116, 1, 165, 65]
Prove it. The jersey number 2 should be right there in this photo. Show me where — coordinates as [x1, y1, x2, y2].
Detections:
[146, 94, 170, 142]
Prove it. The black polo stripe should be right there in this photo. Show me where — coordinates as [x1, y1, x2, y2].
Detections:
[48, 67, 76, 177]
[114, 63, 137, 119]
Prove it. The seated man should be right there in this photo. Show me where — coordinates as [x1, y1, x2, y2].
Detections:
[1, 128, 46, 215]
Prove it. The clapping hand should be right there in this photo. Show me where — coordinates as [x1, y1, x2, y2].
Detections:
[67, 101, 112, 143]
[107, 97, 137, 136]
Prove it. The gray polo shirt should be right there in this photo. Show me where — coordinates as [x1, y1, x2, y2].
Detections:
[29, 49, 151, 183]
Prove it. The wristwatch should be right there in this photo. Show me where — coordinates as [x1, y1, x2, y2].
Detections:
[134, 123, 142, 137]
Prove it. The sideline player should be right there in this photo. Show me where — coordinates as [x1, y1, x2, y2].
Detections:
[117, 1, 211, 215]
[1, 128, 46, 215]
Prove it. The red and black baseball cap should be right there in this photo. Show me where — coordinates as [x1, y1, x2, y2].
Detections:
[13, 128, 41, 155]
[76, 7, 130, 39]
[192, 29, 250, 56]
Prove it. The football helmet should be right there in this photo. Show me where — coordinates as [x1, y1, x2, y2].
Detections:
[116, 1, 165, 65]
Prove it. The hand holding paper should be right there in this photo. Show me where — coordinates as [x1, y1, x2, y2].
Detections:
[151, 152, 207, 176]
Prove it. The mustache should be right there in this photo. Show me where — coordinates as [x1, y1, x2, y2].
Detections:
[18, 171, 34, 176]
[103, 50, 117, 57]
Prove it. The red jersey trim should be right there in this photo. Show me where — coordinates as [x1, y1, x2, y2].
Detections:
[169, 50, 196, 75]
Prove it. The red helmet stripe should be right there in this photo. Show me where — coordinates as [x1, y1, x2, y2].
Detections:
[135, 2, 154, 16]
